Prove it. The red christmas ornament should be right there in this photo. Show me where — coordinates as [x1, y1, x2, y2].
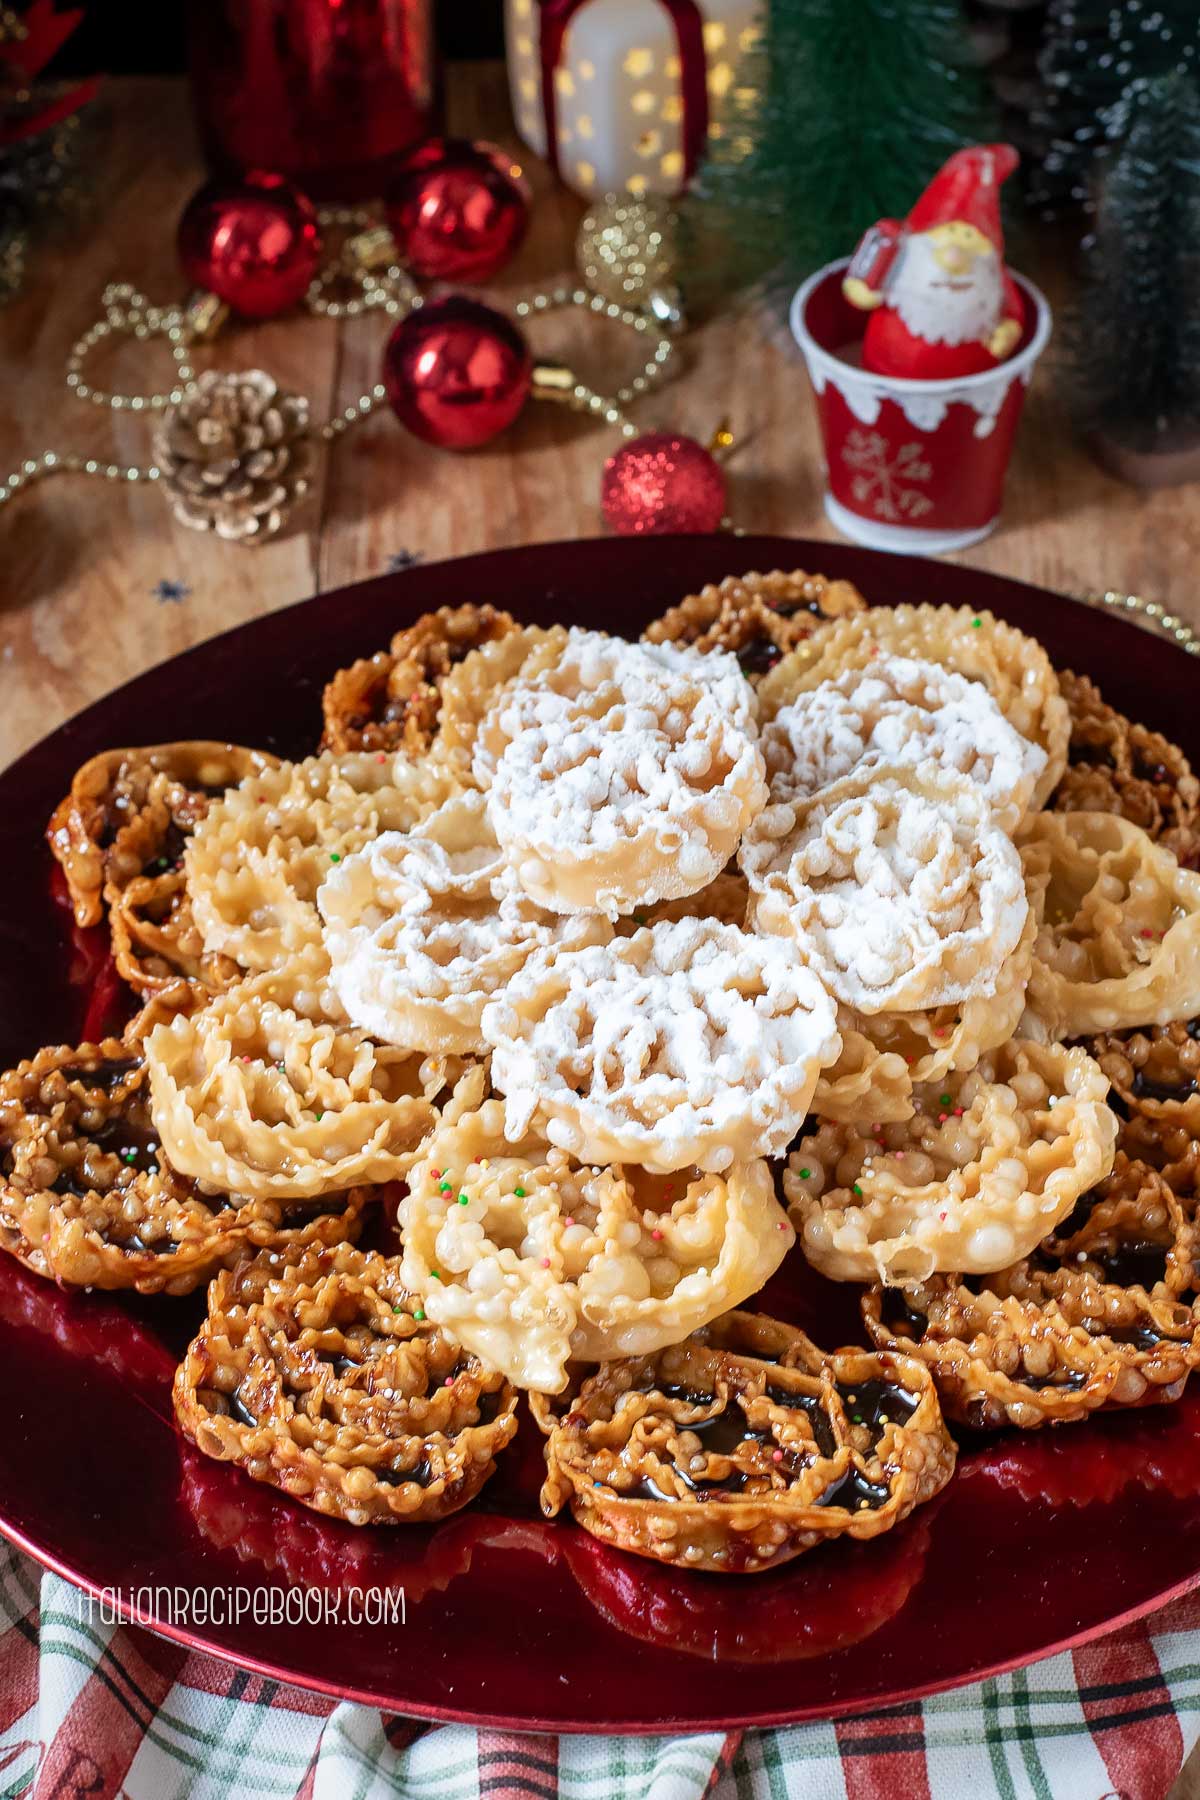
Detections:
[383, 296, 532, 449]
[177, 172, 322, 320]
[385, 138, 531, 284]
[843, 145, 1026, 380]
[601, 432, 727, 536]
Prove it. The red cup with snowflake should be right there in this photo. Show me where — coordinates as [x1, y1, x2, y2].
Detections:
[790, 260, 1051, 555]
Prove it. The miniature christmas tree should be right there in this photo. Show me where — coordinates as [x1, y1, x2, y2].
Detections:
[680, 0, 994, 305]
[1068, 72, 1200, 475]
[1030, 0, 1200, 215]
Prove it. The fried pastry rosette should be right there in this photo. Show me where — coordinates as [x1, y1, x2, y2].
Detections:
[481, 632, 765, 919]
[1092, 1019, 1200, 1134]
[174, 1243, 519, 1525]
[480, 920, 840, 1173]
[431, 623, 571, 786]
[1020, 812, 1200, 1037]
[785, 1038, 1117, 1282]
[397, 1067, 793, 1393]
[104, 797, 239, 1005]
[533, 1311, 954, 1573]
[811, 1015, 915, 1126]
[318, 790, 612, 1056]
[186, 749, 457, 975]
[47, 741, 278, 932]
[146, 974, 456, 1200]
[320, 602, 518, 756]
[1052, 670, 1200, 864]
[762, 655, 1044, 833]
[863, 1157, 1200, 1428]
[756, 602, 1068, 806]
[641, 567, 866, 682]
[742, 765, 1028, 1014]
[0, 1041, 365, 1293]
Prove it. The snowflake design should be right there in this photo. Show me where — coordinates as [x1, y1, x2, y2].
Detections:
[151, 579, 191, 604]
[841, 432, 935, 523]
[387, 549, 423, 572]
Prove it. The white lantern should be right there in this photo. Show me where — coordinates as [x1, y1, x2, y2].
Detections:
[505, 0, 761, 200]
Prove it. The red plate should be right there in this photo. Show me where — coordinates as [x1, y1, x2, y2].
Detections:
[2, 536, 1199, 1733]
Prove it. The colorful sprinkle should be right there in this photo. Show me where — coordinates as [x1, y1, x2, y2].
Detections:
[314, 1110, 323, 1122]
[772, 1448, 784, 1463]
[444, 1376, 454, 1387]
[413, 1310, 426, 1321]
[430, 1168, 441, 1180]
[458, 1195, 470, 1206]
[939, 1093, 952, 1107]
[329, 852, 341, 863]
[439, 1181, 452, 1192]
[852, 1183, 863, 1197]
[431, 1270, 442, 1280]
[971, 617, 982, 629]
[651, 1228, 664, 1241]
[515, 1186, 526, 1198]
[799, 1167, 811, 1180]
[541, 1257, 552, 1268]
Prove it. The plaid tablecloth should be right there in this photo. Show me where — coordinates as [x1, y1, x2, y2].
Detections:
[3, 1545, 1200, 1800]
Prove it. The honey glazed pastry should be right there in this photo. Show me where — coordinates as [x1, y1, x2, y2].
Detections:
[641, 567, 867, 682]
[174, 1242, 519, 1525]
[47, 741, 278, 933]
[1092, 1019, 1200, 1136]
[1051, 670, 1200, 865]
[534, 1308, 955, 1573]
[320, 602, 519, 756]
[862, 1153, 1200, 1428]
[0, 1040, 366, 1294]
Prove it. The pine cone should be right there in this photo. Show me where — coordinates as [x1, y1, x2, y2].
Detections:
[154, 369, 314, 546]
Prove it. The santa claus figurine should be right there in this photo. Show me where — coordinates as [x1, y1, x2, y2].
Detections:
[843, 144, 1025, 380]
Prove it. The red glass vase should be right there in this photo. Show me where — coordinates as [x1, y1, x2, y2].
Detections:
[187, 0, 442, 201]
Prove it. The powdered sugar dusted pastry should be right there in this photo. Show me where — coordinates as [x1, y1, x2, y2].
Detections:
[1021, 811, 1200, 1037]
[146, 973, 458, 1200]
[186, 750, 457, 973]
[481, 629, 766, 919]
[398, 1066, 793, 1392]
[318, 790, 611, 1056]
[784, 1037, 1117, 1283]
[758, 604, 1068, 808]
[761, 654, 1045, 831]
[432, 623, 571, 786]
[742, 765, 1029, 1014]
[480, 920, 841, 1173]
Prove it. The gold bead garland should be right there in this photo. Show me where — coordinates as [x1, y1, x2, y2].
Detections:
[0, 205, 679, 526]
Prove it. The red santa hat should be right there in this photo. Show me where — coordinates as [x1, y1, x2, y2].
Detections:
[842, 144, 1018, 305]
[905, 143, 1017, 249]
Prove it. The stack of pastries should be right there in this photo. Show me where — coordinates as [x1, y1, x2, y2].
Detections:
[4, 571, 1199, 1574]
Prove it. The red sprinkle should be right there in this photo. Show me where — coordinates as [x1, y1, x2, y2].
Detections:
[651, 1228, 664, 1240]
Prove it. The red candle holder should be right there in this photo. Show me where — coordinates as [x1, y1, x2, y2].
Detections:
[791, 260, 1051, 556]
[187, 0, 442, 202]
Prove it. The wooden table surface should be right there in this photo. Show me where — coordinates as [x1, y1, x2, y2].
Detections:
[2, 67, 1199, 774]
[4, 64, 1200, 1789]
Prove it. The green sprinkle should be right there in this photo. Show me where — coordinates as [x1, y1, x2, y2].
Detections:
[939, 1093, 952, 1107]
[329, 852, 341, 863]
[853, 1183, 863, 1197]
[798, 1168, 811, 1180]
[413, 1310, 426, 1322]
[430, 1270, 442, 1280]
[458, 1195, 469, 1206]
[514, 1186, 526, 1198]
[392, 1304, 405, 1313]
[971, 617, 982, 628]
[439, 1181, 452, 1193]
[314, 1110, 323, 1122]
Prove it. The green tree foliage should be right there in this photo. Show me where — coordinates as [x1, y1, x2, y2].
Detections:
[680, 0, 994, 307]
[1030, 0, 1200, 215]
[1067, 71, 1200, 449]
